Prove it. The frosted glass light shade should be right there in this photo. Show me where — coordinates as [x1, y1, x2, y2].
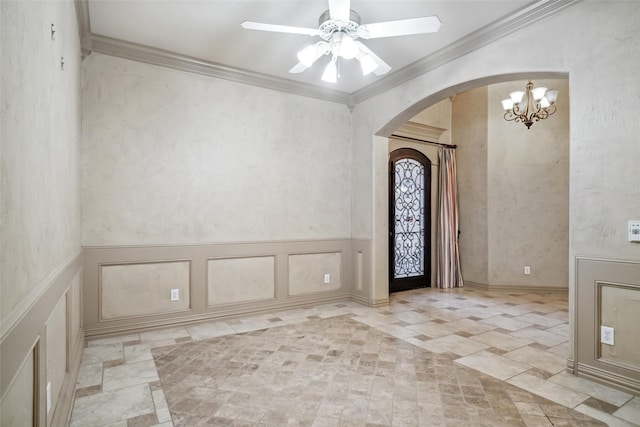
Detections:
[545, 90, 559, 104]
[509, 91, 525, 103]
[297, 45, 318, 67]
[540, 97, 550, 108]
[532, 87, 547, 101]
[340, 35, 358, 59]
[359, 53, 377, 76]
[322, 59, 337, 83]
[501, 99, 514, 110]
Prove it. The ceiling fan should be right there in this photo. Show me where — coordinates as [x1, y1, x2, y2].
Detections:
[241, 0, 441, 83]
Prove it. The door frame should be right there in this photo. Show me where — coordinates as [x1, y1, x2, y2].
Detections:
[388, 148, 432, 293]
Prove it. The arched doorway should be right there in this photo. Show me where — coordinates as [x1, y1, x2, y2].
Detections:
[389, 148, 431, 293]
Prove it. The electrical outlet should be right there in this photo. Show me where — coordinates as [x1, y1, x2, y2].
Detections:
[600, 325, 615, 345]
[323, 273, 331, 284]
[170, 288, 180, 302]
[524, 266, 531, 275]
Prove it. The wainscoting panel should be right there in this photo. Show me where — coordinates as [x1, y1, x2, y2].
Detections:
[575, 257, 640, 394]
[83, 239, 360, 337]
[47, 296, 68, 425]
[288, 252, 342, 296]
[351, 239, 373, 306]
[0, 344, 36, 426]
[598, 282, 640, 371]
[101, 260, 191, 320]
[0, 252, 84, 427]
[207, 256, 275, 306]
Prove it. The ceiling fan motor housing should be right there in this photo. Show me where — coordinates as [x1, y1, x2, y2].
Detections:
[318, 9, 362, 40]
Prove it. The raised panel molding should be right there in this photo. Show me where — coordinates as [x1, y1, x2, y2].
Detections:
[83, 239, 367, 337]
[575, 257, 640, 394]
[100, 260, 192, 320]
[0, 253, 84, 427]
[288, 252, 342, 296]
[207, 256, 276, 306]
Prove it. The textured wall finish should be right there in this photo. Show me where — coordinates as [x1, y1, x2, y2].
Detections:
[288, 252, 342, 295]
[410, 98, 453, 144]
[487, 79, 569, 288]
[453, 80, 569, 289]
[452, 87, 489, 285]
[0, 1, 83, 425]
[0, 0, 82, 328]
[101, 261, 191, 319]
[208, 257, 275, 305]
[81, 54, 352, 246]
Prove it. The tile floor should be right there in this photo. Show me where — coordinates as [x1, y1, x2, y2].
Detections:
[70, 287, 640, 426]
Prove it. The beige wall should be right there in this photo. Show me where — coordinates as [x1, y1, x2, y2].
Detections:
[487, 79, 569, 288]
[1, 0, 81, 330]
[81, 54, 352, 246]
[453, 80, 570, 289]
[1, 1, 84, 426]
[453, 87, 489, 285]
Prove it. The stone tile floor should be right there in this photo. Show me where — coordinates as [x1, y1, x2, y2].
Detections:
[70, 287, 640, 426]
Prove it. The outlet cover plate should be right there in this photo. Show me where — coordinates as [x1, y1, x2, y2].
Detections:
[170, 288, 180, 301]
[600, 325, 615, 345]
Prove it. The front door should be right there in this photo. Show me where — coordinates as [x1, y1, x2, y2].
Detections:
[389, 148, 431, 293]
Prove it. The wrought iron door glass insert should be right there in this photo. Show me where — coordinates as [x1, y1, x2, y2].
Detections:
[394, 158, 425, 278]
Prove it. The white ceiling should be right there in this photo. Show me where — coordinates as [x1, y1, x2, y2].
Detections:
[84, 1, 552, 96]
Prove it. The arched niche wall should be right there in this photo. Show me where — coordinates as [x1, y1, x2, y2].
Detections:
[357, 72, 569, 309]
[349, 1, 639, 389]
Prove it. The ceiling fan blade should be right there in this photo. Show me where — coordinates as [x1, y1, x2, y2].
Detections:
[289, 62, 308, 74]
[358, 16, 441, 39]
[356, 41, 391, 76]
[329, 0, 351, 22]
[241, 21, 320, 36]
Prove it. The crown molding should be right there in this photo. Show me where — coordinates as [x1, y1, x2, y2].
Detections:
[351, 0, 580, 104]
[393, 121, 447, 144]
[82, 33, 351, 105]
[75, 0, 579, 107]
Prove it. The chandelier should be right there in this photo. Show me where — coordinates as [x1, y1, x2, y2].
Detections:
[501, 81, 559, 129]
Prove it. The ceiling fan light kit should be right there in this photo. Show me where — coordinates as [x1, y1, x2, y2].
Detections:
[241, 0, 441, 83]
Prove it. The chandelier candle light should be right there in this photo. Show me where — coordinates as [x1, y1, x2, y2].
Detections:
[501, 81, 559, 129]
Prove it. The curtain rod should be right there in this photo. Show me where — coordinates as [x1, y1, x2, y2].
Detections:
[390, 134, 457, 149]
